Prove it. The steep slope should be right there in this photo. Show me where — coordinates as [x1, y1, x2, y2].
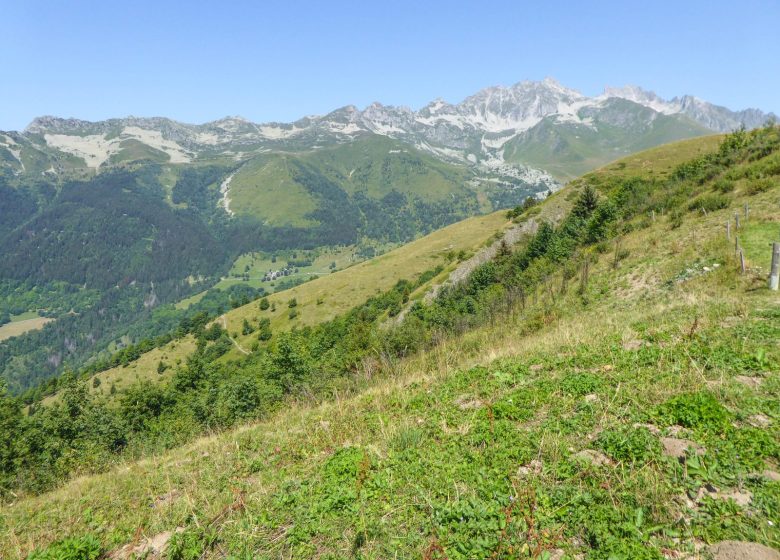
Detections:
[4, 127, 779, 559]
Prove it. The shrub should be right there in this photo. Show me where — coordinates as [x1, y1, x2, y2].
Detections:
[669, 209, 684, 229]
[258, 297, 270, 310]
[688, 194, 730, 213]
[712, 178, 735, 193]
[747, 177, 774, 195]
[561, 373, 602, 396]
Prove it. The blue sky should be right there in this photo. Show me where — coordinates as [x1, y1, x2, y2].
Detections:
[2, 0, 778, 130]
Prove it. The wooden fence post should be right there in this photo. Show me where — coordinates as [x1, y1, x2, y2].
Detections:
[744, 203, 749, 222]
[739, 250, 746, 274]
[735, 235, 739, 256]
[735, 212, 740, 230]
[770, 242, 780, 291]
[726, 220, 731, 241]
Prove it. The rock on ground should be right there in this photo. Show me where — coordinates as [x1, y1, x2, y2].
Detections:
[573, 449, 612, 466]
[109, 528, 184, 559]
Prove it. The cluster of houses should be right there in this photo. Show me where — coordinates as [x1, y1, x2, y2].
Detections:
[262, 266, 297, 282]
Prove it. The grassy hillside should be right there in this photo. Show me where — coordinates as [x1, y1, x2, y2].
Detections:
[504, 100, 714, 181]
[228, 134, 492, 228]
[4, 128, 780, 559]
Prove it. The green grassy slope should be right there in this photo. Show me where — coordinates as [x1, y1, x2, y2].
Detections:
[228, 134, 478, 226]
[5, 130, 780, 559]
[504, 99, 714, 181]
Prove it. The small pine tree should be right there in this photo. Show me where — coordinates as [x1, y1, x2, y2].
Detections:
[572, 184, 599, 219]
[259, 297, 270, 311]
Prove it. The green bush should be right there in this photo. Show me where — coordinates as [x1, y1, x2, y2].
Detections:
[561, 372, 602, 396]
[747, 177, 774, 194]
[713, 178, 735, 193]
[687, 194, 730, 213]
[669, 209, 684, 229]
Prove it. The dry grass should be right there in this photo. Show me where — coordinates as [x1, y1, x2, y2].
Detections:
[0, 317, 53, 342]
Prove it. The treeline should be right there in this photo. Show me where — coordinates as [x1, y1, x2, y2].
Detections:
[14, 283, 266, 402]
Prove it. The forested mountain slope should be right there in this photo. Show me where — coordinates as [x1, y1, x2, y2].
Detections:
[2, 125, 779, 559]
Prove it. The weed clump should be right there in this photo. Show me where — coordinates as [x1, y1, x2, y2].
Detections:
[655, 392, 732, 433]
[26, 535, 102, 560]
[596, 426, 661, 464]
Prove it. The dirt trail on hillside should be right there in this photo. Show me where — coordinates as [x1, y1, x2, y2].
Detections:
[221, 315, 250, 355]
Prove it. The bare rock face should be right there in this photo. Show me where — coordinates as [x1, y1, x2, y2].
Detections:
[708, 541, 780, 560]
[696, 485, 752, 507]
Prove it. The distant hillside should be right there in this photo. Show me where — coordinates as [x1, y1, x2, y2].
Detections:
[503, 98, 714, 180]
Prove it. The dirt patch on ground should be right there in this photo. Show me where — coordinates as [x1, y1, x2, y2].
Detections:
[735, 375, 763, 388]
[454, 395, 484, 410]
[762, 469, 780, 482]
[661, 437, 705, 460]
[747, 414, 772, 428]
[708, 540, 780, 560]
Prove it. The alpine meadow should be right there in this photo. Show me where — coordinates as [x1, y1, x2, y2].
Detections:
[1, 2, 779, 559]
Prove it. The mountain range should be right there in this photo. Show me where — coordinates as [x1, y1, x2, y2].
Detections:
[2, 78, 774, 185]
